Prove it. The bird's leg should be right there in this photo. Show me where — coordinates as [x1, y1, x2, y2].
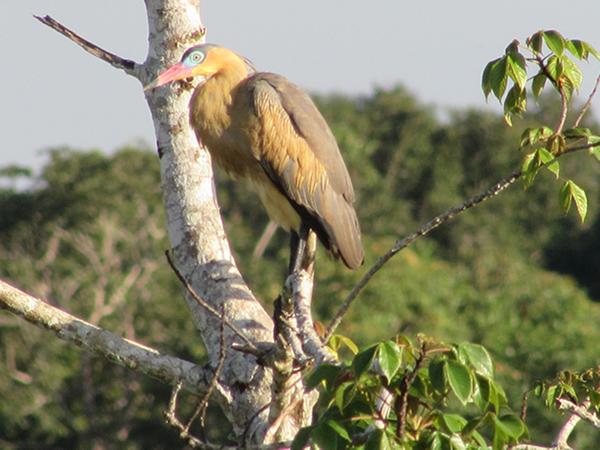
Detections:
[288, 223, 309, 276]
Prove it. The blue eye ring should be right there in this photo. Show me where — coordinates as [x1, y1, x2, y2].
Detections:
[185, 50, 205, 67]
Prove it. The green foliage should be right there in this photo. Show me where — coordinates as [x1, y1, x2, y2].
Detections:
[482, 30, 599, 124]
[534, 367, 600, 411]
[482, 31, 600, 223]
[294, 336, 527, 449]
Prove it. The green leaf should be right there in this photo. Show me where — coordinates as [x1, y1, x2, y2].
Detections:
[335, 381, 355, 412]
[489, 57, 508, 100]
[548, 134, 566, 155]
[545, 55, 563, 83]
[503, 85, 526, 125]
[537, 148, 560, 178]
[545, 384, 559, 408]
[521, 151, 538, 188]
[520, 126, 553, 148]
[482, 60, 494, 99]
[429, 359, 447, 393]
[591, 145, 600, 161]
[492, 420, 508, 450]
[527, 31, 544, 54]
[291, 426, 313, 450]
[377, 340, 403, 383]
[429, 432, 443, 450]
[458, 343, 494, 378]
[449, 434, 467, 450]
[488, 380, 507, 413]
[564, 127, 593, 139]
[507, 52, 527, 90]
[475, 375, 491, 410]
[587, 135, 600, 160]
[440, 413, 467, 433]
[560, 182, 573, 215]
[569, 180, 588, 222]
[352, 345, 378, 377]
[560, 180, 588, 222]
[544, 30, 565, 55]
[531, 72, 547, 98]
[326, 420, 351, 442]
[306, 364, 343, 389]
[329, 334, 359, 355]
[312, 422, 339, 450]
[365, 429, 393, 450]
[566, 39, 587, 60]
[561, 56, 583, 90]
[472, 430, 488, 449]
[445, 360, 473, 405]
[582, 41, 600, 60]
[494, 414, 525, 439]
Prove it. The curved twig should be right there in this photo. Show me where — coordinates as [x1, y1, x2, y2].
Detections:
[34, 15, 139, 76]
[326, 140, 600, 340]
[326, 169, 521, 339]
[574, 74, 600, 128]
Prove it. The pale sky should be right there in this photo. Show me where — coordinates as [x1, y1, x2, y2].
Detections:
[1, 1, 599, 172]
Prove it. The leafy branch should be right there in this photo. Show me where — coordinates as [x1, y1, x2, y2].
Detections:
[327, 30, 600, 339]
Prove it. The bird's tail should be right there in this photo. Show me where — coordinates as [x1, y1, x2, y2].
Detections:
[328, 199, 364, 269]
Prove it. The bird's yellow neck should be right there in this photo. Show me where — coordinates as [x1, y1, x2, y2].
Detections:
[190, 53, 250, 140]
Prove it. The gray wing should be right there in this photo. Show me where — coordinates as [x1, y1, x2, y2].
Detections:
[243, 72, 363, 268]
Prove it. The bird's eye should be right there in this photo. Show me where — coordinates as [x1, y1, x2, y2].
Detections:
[188, 51, 204, 65]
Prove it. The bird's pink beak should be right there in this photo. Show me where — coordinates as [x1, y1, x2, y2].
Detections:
[144, 62, 192, 91]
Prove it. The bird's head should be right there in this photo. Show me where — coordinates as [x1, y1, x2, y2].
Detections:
[144, 44, 251, 90]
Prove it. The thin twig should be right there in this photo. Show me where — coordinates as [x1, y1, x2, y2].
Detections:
[165, 381, 293, 450]
[165, 250, 257, 351]
[34, 15, 138, 76]
[185, 305, 228, 431]
[243, 368, 312, 446]
[573, 74, 600, 128]
[326, 169, 520, 339]
[326, 139, 600, 339]
[396, 343, 426, 438]
[263, 377, 308, 444]
[253, 221, 278, 259]
[520, 390, 530, 422]
[534, 54, 567, 134]
[556, 88, 569, 135]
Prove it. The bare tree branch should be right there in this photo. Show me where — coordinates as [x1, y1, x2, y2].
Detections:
[0, 279, 214, 395]
[573, 74, 600, 128]
[326, 168, 521, 339]
[557, 398, 600, 429]
[511, 408, 581, 450]
[34, 15, 139, 76]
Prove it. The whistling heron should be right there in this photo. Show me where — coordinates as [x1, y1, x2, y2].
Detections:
[146, 44, 363, 271]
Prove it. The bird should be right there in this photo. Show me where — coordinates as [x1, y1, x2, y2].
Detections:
[145, 44, 363, 272]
